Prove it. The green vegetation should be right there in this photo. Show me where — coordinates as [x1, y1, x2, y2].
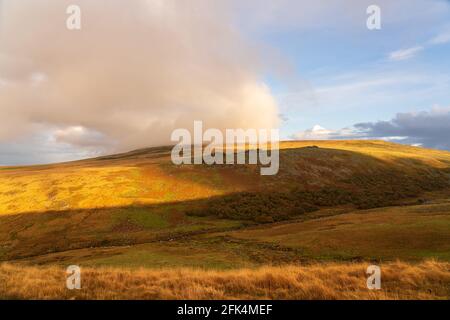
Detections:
[1, 140, 450, 270]
[112, 207, 170, 230]
[221, 201, 450, 262]
[186, 171, 449, 223]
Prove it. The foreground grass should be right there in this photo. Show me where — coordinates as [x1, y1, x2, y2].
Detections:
[1, 260, 449, 300]
[221, 201, 450, 261]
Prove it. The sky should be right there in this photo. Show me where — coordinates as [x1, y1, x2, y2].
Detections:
[0, 0, 450, 165]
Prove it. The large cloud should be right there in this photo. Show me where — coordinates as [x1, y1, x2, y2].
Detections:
[0, 0, 279, 154]
[1, 0, 449, 164]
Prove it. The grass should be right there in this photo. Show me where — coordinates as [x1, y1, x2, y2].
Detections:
[0, 260, 449, 299]
[70, 243, 252, 270]
[9, 198, 450, 271]
[221, 201, 450, 262]
[0, 165, 229, 216]
[1, 140, 450, 218]
[1, 140, 450, 299]
[0, 204, 245, 261]
[112, 207, 170, 230]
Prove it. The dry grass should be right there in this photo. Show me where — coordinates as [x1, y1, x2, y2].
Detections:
[0, 165, 228, 216]
[1, 141, 450, 300]
[1, 260, 449, 300]
[222, 201, 450, 261]
[2, 140, 450, 217]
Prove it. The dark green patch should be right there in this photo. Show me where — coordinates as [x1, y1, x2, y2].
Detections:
[112, 207, 169, 230]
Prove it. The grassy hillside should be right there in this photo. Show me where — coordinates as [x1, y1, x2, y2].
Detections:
[217, 200, 450, 261]
[1, 140, 450, 299]
[0, 140, 449, 261]
[1, 140, 450, 217]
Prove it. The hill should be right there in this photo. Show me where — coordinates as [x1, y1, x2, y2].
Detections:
[1, 140, 450, 299]
[0, 140, 449, 260]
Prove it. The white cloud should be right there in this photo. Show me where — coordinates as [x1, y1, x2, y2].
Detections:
[292, 125, 332, 140]
[430, 30, 450, 45]
[29, 72, 48, 86]
[1, 0, 450, 164]
[388, 46, 424, 61]
[0, 129, 105, 166]
[291, 125, 361, 140]
[388, 26, 450, 63]
[53, 126, 112, 149]
[279, 69, 444, 118]
[0, 0, 280, 153]
[235, 0, 449, 33]
[292, 107, 450, 151]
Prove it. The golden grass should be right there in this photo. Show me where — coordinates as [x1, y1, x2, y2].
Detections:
[1, 260, 449, 300]
[1, 140, 450, 216]
[0, 165, 228, 216]
[281, 140, 450, 168]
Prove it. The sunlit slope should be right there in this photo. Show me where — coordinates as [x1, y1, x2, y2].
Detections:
[0, 153, 239, 216]
[282, 140, 450, 168]
[1, 140, 450, 261]
[0, 140, 449, 216]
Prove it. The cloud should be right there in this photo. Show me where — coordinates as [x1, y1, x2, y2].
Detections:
[291, 125, 330, 140]
[0, 0, 279, 155]
[1, 0, 450, 164]
[0, 129, 105, 165]
[354, 107, 450, 150]
[291, 125, 360, 140]
[278, 67, 450, 119]
[429, 25, 450, 45]
[388, 24, 450, 63]
[235, 0, 449, 33]
[292, 107, 450, 150]
[388, 46, 424, 61]
[430, 29, 450, 45]
[53, 126, 112, 149]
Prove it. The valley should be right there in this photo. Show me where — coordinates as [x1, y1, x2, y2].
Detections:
[1, 140, 450, 299]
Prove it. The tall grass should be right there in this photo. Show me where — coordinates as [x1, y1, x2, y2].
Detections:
[1, 260, 449, 300]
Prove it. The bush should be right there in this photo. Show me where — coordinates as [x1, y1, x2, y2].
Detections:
[185, 168, 450, 223]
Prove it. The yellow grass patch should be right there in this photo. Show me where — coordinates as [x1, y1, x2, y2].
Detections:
[0, 260, 449, 300]
[0, 165, 228, 216]
[280, 140, 450, 168]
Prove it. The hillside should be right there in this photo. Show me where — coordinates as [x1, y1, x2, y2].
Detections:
[0, 140, 450, 263]
[1, 140, 450, 299]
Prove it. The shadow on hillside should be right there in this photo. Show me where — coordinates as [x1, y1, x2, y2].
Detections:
[1, 146, 449, 261]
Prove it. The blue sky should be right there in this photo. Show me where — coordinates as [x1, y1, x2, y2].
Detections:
[1, 0, 450, 165]
[247, 0, 450, 141]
